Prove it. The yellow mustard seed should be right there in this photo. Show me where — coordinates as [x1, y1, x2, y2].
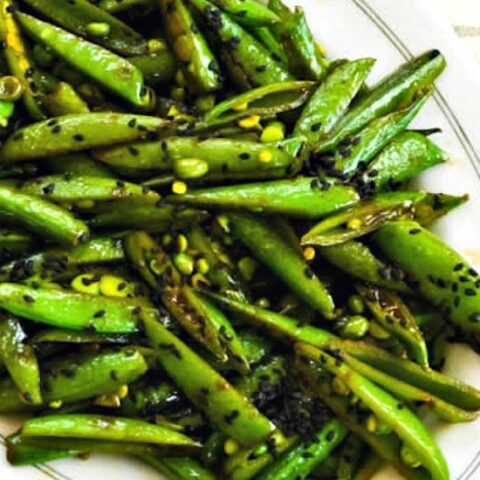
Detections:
[232, 102, 248, 112]
[48, 400, 63, 409]
[172, 180, 187, 195]
[303, 246, 316, 261]
[258, 149, 273, 163]
[238, 114, 261, 129]
[224, 438, 239, 455]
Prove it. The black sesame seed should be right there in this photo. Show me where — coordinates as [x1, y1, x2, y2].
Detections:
[459, 276, 469, 282]
[469, 313, 480, 323]
[409, 228, 421, 235]
[23, 294, 34, 303]
[73, 134, 85, 142]
[465, 288, 476, 296]
[128, 118, 136, 128]
[116, 180, 125, 188]
[110, 370, 119, 381]
[93, 310, 106, 318]
[239, 152, 250, 160]
[326, 431, 335, 441]
[454, 263, 464, 271]
[51, 125, 62, 134]
[310, 122, 321, 132]
[129, 146, 139, 156]
[452, 282, 458, 292]
[225, 410, 239, 424]
[42, 183, 55, 194]
[255, 65, 267, 72]
[468, 268, 478, 277]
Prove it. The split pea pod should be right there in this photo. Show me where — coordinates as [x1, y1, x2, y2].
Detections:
[0, 314, 41, 405]
[159, 0, 222, 94]
[294, 58, 375, 143]
[189, 0, 292, 89]
[0, 186, 89, 246]
[20, 0, 148, 56]
[226, 212, 335, 317]
[0, 0, 46, 120]
[143, 312, 276, 447]
[168, 177, 359, 218]
[317, 50, 446, 152]
[16, 12, 153, 108]
[0, 113, 170, 163]
[372, 220, 480, 342]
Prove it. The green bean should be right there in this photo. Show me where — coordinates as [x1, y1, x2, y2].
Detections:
[143, 311, 276, 446]
[21, 0, 147, 56]
[16, 12, 153, 108]
[144, 455, 216, 480]
[0, 314, 41, 404]
[294, 58, 375, 143]
[0, 186, 89, 246]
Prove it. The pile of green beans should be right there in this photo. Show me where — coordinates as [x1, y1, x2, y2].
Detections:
[0, 0, 477, 479]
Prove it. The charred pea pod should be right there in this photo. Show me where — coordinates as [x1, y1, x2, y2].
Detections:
[45, 153, 116, 179]
[295, 343, 449, 480]
[144, 455, 216, 480]
[301, 191, 426, 247]
[226, 212, 335, 318]
[251, 27, 287, 64]
[0, 186, 89, 247]
[294, 58, 375, 143]
[0, 348, 148, 412]
[188, 0, 292, 89]
[0, 113, 170, 163]
[20, 414, 202, 453]
[360, 131, 446, 191]
[0, 0, 46, 120]
[143, 311, 276, 447]
[98, 0, 155, 13]
[317, 240, 410, 293]
[256, 419, 347, 480]
[202, 292, 480, 411]
[0, 283, 144, 332]
[16, 13, 153, 108]
[93, 137, 305, 181]
[0, 314, 41, 405]
[20, 0, 148, 56]
[130, 51, 177, 86]
[42, 81, 90, 116]
[371, 220, 480, 343]
[18, 175, 160, 204]
[168, 177, 359, 218]
[356, 283, 428, 366]
[317, 50, 446, 152]
[159, 0, 222, 94]
[324, 92, 431, 175]
[0, 229, 34, 259]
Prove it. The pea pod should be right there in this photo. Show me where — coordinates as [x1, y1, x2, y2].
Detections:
[0, 113, 170, 163]
[43, 81, 90, 116]
[251, 27, 287, 64]
[356, 283, 428, 366]
[295, 343, 449, 480]
[45, 153, 116, 178]
[0, 348, 148, 412]
[0, 314, 41, 405]
[294, 58, 375, 143]
[143, 311, 276, 447]
[168, 177, 359, 218]
[189, 0, 292, 89]
[159, 0, 222, 94]
[144, 455, 216, 480]
[317, 50, 446, 152]
[20, 0, 148, 56]
[317, 240, 409, 293]
[226, 212, 335, 317]
[98, 0, 155, 13]
[208, 0, 279, 26]
[16, 13, 153, 108]
[0, 0, 46, 120]
[256, 419, 347, 480]
[0, 283, 142, 332]
[414, 192, 468, 226]
[0, 186, 89, 247]
[130, 51, 177, 86]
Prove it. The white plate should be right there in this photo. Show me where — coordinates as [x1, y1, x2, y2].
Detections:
[2, 0, 480, 478]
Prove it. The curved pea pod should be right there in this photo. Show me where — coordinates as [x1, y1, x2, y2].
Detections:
[45, 153, 116, 178]
[202, 81, 314, 129]
[0, 0, 46, 120]
[90, 202, 208, 232]
[159, 0, 222, 94]
[21, 414, 202, 453]
[98, 0, 155, 13]
[0, 113, 170, 163]
[0, 348, 148, 412]
[295, 343, 449, 480]
[189, 0, 292, 89]
[318, 50, 446, 152]
[42, 81, 90, 116]
[0, 229, 33, 258]
[168, 178, 359, 219]
[0, 314, 41, 405]
[356, 283, 428, 366]
[301, 191, 426, 247]
[20, 0, 147, 56]
[144, 455, 216, 480]
[294, 58, 375, 143]
[256, 419, 347, 480]
[18, 175, 160, 203]
[317, 240, 410, 293]
[372, 221, 480, 342]
[143, 312, 276, 447]
[323, 92, 431, 175]
[130, 51, 177, 86]
[0, 186, 89, 247]
[0, 236, 124, 283]
[0, 283, 143, 332]
[16, 13, 153, 108]
[360, 131, 446, 191]
[227, 213, 335, 317]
